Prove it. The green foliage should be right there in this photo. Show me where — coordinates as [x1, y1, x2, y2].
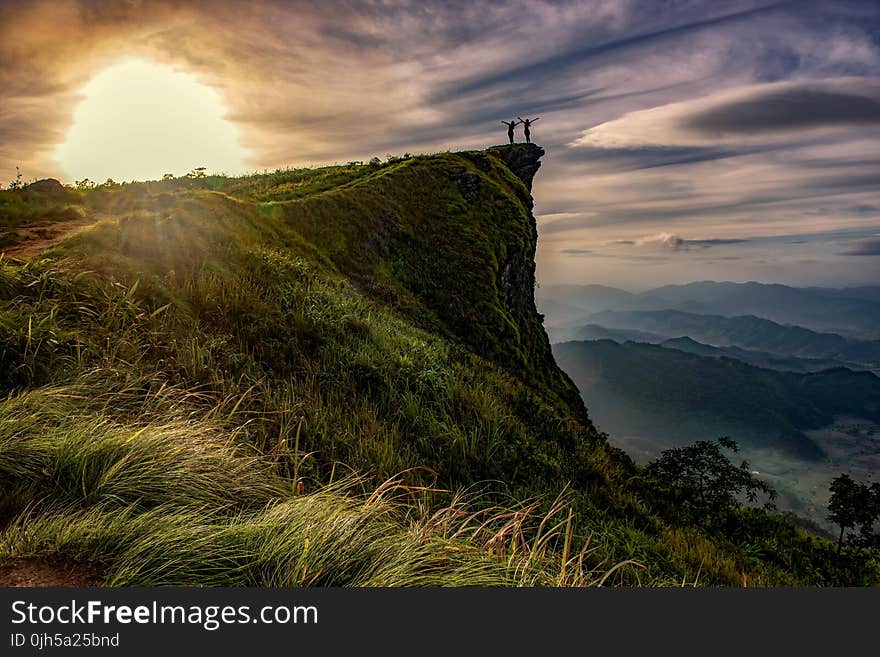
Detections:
[828, 474, 880, 551]
[645, 438, 777, 522]
[0, 186, 83, 231]
[7, 166, 23, 190]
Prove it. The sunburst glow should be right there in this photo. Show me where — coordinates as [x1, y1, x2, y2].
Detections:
[56, 59, 246, 183]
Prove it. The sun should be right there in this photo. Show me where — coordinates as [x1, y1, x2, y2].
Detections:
[56, 59, 247, 183]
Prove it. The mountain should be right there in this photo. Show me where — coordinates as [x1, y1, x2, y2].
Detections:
[534, 297, 591, 325]
[538, 281, 880, 340]
[552, 339, 880, 459]
[643, 281, 880, 339]
[661, 336, 866, 373]
[813, 286, 880, 303]
[562, 323, 667, 344]
[661, 336, 729, 357]
[585, 309, 880, 367]
[536, 283, 667, 323]
[0, 144, 873, 586]
[537, 284, 650, 313]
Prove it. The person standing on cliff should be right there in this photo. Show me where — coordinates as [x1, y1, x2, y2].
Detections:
[501, 119, 519, 144]
[518, 117, 540, 143]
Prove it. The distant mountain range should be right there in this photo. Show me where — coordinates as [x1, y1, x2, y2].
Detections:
[550, 327, 861, 373]
[538, 281, 880, 340]
[576, 309, 880, 367]
[659, 336, 862, 373]
[552, 339, 880, 460]
[564, 323, 668, 344]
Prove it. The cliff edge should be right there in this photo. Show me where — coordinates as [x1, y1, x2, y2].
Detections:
[273, 144, 591, 424]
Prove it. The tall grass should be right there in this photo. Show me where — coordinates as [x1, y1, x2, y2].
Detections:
[0, 383, 643, 587]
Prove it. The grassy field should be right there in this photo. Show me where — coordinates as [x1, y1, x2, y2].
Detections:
[1, 147, 876, 586]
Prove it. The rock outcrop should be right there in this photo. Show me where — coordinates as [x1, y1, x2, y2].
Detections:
[486, 143, 545, 192]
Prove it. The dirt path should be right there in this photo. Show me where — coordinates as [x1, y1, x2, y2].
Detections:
[2, 216, 97, 259]
[0, 558, 102, 587]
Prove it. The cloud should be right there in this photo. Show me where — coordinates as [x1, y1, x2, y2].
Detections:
[684, 86, 880, 134]
[631, 233, 749, 251]
[839, 237, 880, 256]
[571, 78, 880, 149]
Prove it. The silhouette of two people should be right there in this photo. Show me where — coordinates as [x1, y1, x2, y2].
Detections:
[500, 116, 540, 144]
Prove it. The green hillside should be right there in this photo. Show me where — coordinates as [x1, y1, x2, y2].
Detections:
[0, 146, 875, 586]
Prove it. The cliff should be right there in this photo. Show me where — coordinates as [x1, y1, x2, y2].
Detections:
[265, 143, 589, 423]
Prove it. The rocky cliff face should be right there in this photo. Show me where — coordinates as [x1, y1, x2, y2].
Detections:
[483, 144, 589, 423]
[487, 143, 545, 193]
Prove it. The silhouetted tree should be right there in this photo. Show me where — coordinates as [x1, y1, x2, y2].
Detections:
[828, 474, 880, 552]
[645, 437, 775, 523]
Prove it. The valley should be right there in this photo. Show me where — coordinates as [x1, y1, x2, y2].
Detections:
[542, 282, 880, 528]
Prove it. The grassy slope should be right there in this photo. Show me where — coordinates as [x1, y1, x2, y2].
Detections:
[0, 149, 873, 585]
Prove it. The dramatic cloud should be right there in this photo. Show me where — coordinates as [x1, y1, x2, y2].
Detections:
[571, 79, 880, 149]
[840, 237, 880, 256]
[3, 0, 880, 287]
[685, 87, 880, 134]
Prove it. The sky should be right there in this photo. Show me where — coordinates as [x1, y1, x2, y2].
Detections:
[2, 0, 879, 289]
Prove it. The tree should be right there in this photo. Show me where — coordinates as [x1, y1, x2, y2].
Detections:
[828, 474, 879, 552]
[645, 437, 776, 522]
[7, 166, 23, 190]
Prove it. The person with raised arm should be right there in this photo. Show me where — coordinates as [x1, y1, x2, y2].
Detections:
[501, 118, 519, 144]
[517, 117, 540, 143]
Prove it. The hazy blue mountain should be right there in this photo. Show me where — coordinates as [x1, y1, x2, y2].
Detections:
[547, 323, 667, 344]
[660, 336, 866, 373]
[553, 340, 880, 460]
[642, 281, 880, 339]
[534, 297, 587, 325]
[661, 336, 723, 356]
[536, 284, 668, 322]
[572, 324, 668, 343]
[539, 281, 880, 340]
[807, 286, 880, 303]
[586, 309, 880, 367]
